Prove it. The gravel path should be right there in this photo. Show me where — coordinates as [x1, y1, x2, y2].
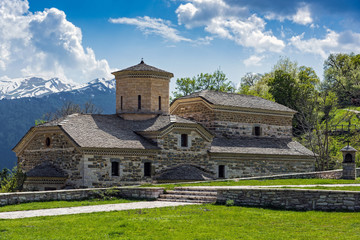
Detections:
[0, 201, 197, 219]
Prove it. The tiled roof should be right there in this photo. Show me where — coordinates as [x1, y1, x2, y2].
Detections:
[175, 90, 296, 113]
[210, 137, 314, 156]
[26, 162, 66, 178]
[112, 60, 174, 78]
[42, 114, 195, 149]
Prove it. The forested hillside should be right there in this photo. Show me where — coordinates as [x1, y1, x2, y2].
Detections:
[0, 85, 115, 169]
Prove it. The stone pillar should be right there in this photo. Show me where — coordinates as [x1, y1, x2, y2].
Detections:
[341, 145, 357, 180]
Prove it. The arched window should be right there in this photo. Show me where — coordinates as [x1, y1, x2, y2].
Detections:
[138, 95, 141, 110]
[159, 96, 161, 110]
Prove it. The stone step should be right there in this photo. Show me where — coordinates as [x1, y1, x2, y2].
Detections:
[159, 194, 217, 201]
[157, 198, 215, 204]
[165, 190, 217, 196]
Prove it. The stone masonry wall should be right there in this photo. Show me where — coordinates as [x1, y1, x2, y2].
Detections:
[171, 101, 293, 138]
[83, 129, 214, 187]
[216, 187, 360, 211]
[83, 154, 156, 188]
[211, 156, 315, 178]
[211, 121, 292, 138]
[156, 129, 213, 174]
[171, 102, 215, 130]
[116, 77, 169, 114]
[18, 131, 82, 187]
[0, 187, 164, 207]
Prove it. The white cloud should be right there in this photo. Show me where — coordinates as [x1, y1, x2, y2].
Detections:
[0, 0, 112, 83]
[290, 29, 360, 58]
[110, 16, 191, 42]
[175, 0, 284, 52]
[265, 4, 313, 25]
[291, 5, 312, 25]
[243, 55, 264, 67]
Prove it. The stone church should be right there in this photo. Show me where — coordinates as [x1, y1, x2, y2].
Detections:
[13, 61, 315, 190]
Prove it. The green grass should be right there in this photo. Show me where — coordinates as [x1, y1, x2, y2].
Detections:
[0, 204, 360, 239]
[0, 198, 138, 213]
[282, 186, 360, 191]
[142, 178, 360, 190]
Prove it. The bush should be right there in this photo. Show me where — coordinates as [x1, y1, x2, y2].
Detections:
[0, 167, 26, 193]
[225, 199, 234, 207]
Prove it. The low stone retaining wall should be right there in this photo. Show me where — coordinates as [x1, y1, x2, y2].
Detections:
[233, 168, 360, 181]
[216, 187, 360, 211]
[0, 187, 164, 207]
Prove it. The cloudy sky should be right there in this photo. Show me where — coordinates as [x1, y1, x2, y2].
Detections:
[1, 0, 360, 91]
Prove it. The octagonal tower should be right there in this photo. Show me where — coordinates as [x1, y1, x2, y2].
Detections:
[112, 60, 173, 120]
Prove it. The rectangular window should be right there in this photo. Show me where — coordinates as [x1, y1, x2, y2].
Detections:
[144, 162, 152, 177]
[159, 96, 161, 110]
[254, 126, 261, 136]
[111, 162, 119, 176]
[218, 165, 225, 178]
[181, 134, 188, 147]
[120, 96, 123, 110]
[138, 95, 141, 110]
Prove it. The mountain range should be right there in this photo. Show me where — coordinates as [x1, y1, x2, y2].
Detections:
[0, 77, 116, 170]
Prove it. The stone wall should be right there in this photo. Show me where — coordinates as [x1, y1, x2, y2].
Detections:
[0, 187, 164, 207]
[116, 76, 170, 115]
[83, 154, 156, 188]
[18, 130, 83, 188]
[216, 187, 360, 211]
[211, 121, 292, 138]
[211, 155, 315, 179]
[230, 168, 360, 180]
[171, 100, 293, 138]
[157, 129, 212, 173]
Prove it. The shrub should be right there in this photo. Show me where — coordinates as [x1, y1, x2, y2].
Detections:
[225, 199, 234, 207]
[0, 167, 26, 192]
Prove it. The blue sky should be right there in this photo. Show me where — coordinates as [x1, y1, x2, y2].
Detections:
[1, 0, 360, 93]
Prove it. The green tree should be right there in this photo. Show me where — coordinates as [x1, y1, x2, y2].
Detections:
[300, 91, 339, 170]
[266, 59, 320, 136]
[172, 69, 235, 99]
[324, 53, 360, 106]
[0, 167, 26, 192]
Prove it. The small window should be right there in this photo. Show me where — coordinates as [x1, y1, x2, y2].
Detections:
[159, 96, 161, 110]
[344, 153, 353, 163]
[138, 95, 141, 110]
[111, 162, 119, 176]
[45, 137, 51, 147]
[181, 134, 188, 147]
[254, 126, 261, 136]
[121, 96, 123, 110]
[144, 162, 152, 177]
[218, 165, 225, 178]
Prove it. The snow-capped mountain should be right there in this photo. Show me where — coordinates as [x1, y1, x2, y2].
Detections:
[73, 78, 115, 92]
[0, 77, 115, 100]
[0, 77, 77, 100]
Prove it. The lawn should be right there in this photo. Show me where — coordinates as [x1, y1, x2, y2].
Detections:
[142, 178, 360, 189]
[0, 204, 359, 239]
[282, 186, 360, 191]
[0, 198, 138, 213]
